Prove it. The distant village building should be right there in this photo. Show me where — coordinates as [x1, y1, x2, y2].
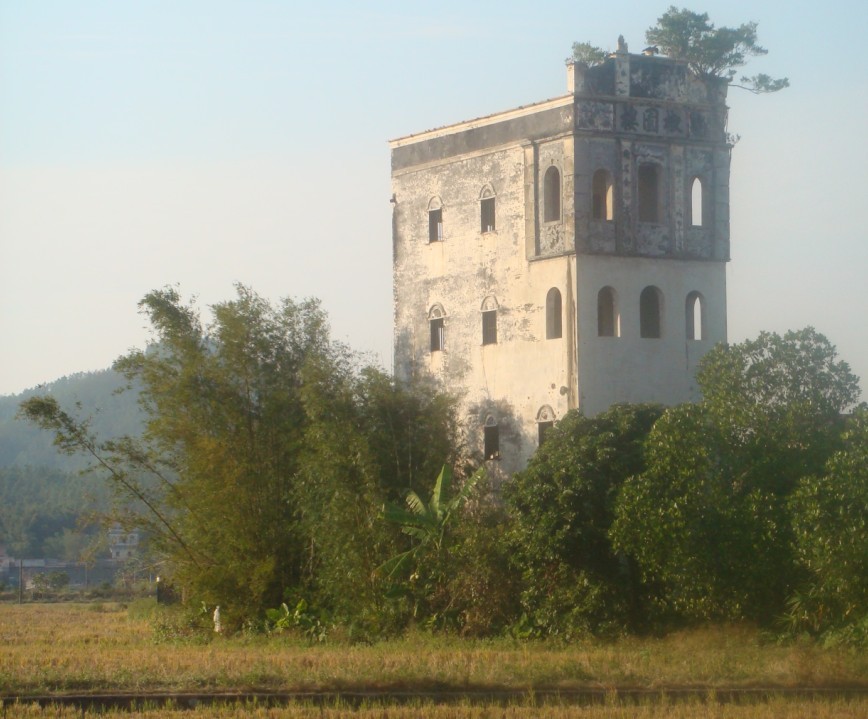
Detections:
[108, 524, 140, 561]
[391, 44, 731, 473]
[0, 536, 136, 589]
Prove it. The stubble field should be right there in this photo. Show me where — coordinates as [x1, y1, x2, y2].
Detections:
[1, 602, 866, 718]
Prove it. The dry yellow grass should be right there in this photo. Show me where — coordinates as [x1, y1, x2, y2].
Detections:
[4, 699, 868, 719]
[1, 602, 866, 700]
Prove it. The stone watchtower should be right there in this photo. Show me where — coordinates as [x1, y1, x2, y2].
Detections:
[390, 43, 731, 474]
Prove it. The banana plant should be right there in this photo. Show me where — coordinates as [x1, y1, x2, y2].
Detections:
[380, 464, 483, 579]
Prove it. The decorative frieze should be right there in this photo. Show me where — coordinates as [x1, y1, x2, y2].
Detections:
[578, 101, 711, 141]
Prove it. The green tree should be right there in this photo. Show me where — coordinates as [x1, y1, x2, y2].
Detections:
[697, 327, 859, 493]
[568, 41, 608, 66]
[21, 285, 332, 623]
[42, 527, 100, 563]
[506, 404, 663, 636]
[612, 329, 860, 624]
[646, 7, 788, 93]
[612, 404, 790, 621]
[295, 359, 461, 632]
[445, 475, 521, 636]
[20, 285, 463, 630]
[788, 407, 868, 640]
[30, 570, 69, 596]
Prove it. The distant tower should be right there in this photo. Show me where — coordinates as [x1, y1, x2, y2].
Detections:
[390, 47, 730, 473]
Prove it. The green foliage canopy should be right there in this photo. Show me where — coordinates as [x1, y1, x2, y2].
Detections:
[697, 327, 859, 493]
[507, 404, 663, 636]
[0, 465, 108, 558]
[646, 6, 789, 93]
[19, 285, 462, 628]
[294, 358, 461, 631]
[567, 41, 608, 66]
[612, 329, 860, 624]
[21, 286, 327, 619]
[789, 408, 868, 637]
[380, 464, 515, 634]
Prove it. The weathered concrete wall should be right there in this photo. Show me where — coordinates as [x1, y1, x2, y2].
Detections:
[392, 138, 576, 475]
[392, 52, 731, 473]
[576, 254, 727, 416]
[391, 98, 574, 172]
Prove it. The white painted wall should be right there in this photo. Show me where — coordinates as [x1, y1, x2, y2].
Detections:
[393, 143, 578, 474]
[576, 254, 727, 416]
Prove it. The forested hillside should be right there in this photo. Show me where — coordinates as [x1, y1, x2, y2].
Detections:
[0, 369, 143, 559]
[0, 465, 113, 558]
[0, 369, 143, 470]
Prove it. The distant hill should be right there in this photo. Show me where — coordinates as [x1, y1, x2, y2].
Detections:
[0, 368, 144, 471]
[0, 368, 145, 559]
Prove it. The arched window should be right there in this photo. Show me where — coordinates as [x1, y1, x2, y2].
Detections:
[481, 296, 498, 346]
[686, 291, 704, 340]
[543, 166, 561, 222]
[484, 415, 500, 460]
[690, 177, 703, 227]
[638, 163, 661, 223]
[427, 196, 443, 242]
[640, 286, 663, 338]
[545, 288, 562, 339]
[480, 185, 496, 233]
[537, 405, 555, 446]
[428, 304, 445, 352]
[597, 286, 619, 337]
[592, 169, 614, 221]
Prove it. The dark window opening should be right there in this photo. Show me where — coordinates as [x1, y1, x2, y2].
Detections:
[597, 286, 618, 337]
[592, 169, 613, 221]
[538, 421, 554, 446]
[640, 286, 662, 338]
[484, 422, 500, 460]
[481, 197, 496, 233]
[430, 317, 444, 352]
[482, 309, 497, 345]
[544, 166, 561, 222]
[638, 163, 660, 223]
[428, 208, 443, 242]
[546, 288, 562, 339]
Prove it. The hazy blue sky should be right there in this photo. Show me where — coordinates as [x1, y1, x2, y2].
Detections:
[1, 1, 866, 398]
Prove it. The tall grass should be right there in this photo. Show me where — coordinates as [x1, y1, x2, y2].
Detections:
[1, 603, 866, 698]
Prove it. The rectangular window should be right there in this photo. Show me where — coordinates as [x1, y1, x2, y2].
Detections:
[484, 425, 500, 460]
[598, 288, 616, 337]
[482, 310, 497, 345]
[592, 194, 604, 221]
[538, 421, 554, 446]
[640, 287, 661, 339]
[546, 288, 562, 339]
[638, 164, 660, 223]
[480, 197, 496, 233]
[428, 208, 443, 242]
[430, 317, 444, 352]
[544, 167, 561, 222]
